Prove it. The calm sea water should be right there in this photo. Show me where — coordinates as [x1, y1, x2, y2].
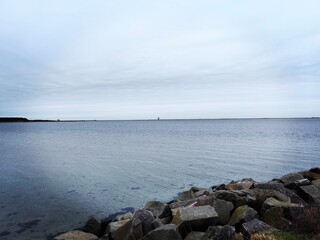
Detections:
[0, 119, 319, 239]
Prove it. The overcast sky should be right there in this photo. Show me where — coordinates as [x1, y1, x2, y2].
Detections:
[1, 1, 319, 120]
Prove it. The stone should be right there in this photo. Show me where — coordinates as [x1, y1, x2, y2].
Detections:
[83, 217, 101, 236]
[284, 178, 310, 190]
[212, 198, 234, 225]
[310, 167, 320, 175]
[114, 212, 133, 221]
[141, 224, 182, 240]
[213, 190, 256, 208]
[151, 218, 163, 229]
[261, 207, 291, 230]
[191, 186, 214, 197]
[144, 201, 171, 219]
[248, 189, 290, 212]
[54, 230, 98, 240]
[106, 219, 133, 240]
[241, 219, 276, 240]
[177, 190, 196, 201]
[184, 231, 205, 240]
[225, 179, 254, 191]
[262, 197, 303, 219]
[133, 209, 154, 235]
[202, 225, 236, 240]
[228, 205, 258, 226]
[312, 179, 320, 190]
[171, 205, 218, 238]
[302, 171, 320, 180]
[281, 173, 304, 184]
[132, 218, 143, 240]
[299, 185, 320, 204]
[170, 195, 215, 209]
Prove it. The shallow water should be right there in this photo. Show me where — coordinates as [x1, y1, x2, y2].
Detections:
[0, 119, 319, 239]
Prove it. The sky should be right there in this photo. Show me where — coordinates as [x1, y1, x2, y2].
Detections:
[0, 0, 320, 120]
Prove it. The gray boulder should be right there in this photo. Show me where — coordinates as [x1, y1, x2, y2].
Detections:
[312, 179, 320, 190]
[299, 185, 320, 204]
[213, 190, 256, 208]
[212, 198, 234, 225]
[106, 219, 133, 240]
[241, 219, 276, 240]
[133, 209, 154, 235]
[171, 205, 218, 238]
[202, 225, 236, 240]
[83, 217, 101, 236]
[228, 205, 258, 226]
[141, 224, 182, 240]
[184, 231, 205, 240]
[144, 201, 171, 219]
[281, 173, 304, 184]
[261, 207, 291, 230]
[54, 230, 99, 240]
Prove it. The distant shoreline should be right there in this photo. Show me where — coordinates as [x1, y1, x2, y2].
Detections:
[0, 117, 319, 123]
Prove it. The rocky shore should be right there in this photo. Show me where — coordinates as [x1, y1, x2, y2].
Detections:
[54, 168, 320, 240]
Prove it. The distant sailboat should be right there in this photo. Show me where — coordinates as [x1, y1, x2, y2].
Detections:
[157, 117, 160, 120]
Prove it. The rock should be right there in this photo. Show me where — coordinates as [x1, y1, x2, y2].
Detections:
[114, 212, 133, 221]
[132, 209, 154, 235]
[228, 205, 258, 226]
[225, 179, 255, 191]
[213, 190, 256, 208]
[191, 186, 214, 197]
[261, 207, 291, 230]
[106, 219, 133, 240]
[212, 198, 234, 225]
[299, 185, 320, 204]
[284, 178, 310, 190]
[144, 201, 171, 219]
[301, 171, 320, 180]
[262, 197, 303, 219]
[141, 224, 182, 240]
[253, 183, 308, 206]
[171, 205, 218, 238]
[170, 195, 215, 209]
[151, 218, 163, 229]
[83, 217, 101, 236]
[184, 231, 205, 240]
[54, 230, 98, 240]
[248, 189, 290, 212]
[310, 167, 320, 175]
[177, 190, 196, 201]
[202, 225, 236, 240]
[241, 219, 276, 240]
[281, 173, 304, 184]
[132, 218, 143, 240]
[312, 179, 320, 190]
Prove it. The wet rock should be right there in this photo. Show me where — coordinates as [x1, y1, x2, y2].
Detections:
[144, 201, 171, 219]
[299, 185, 320, 204]
[83, 217, 101, 236]
[228, 205, 258, 226]
[54, 230, 99, 240]
[261, 207, 291, 230]
[141, 224, 182, 240]
[171, 205, 218, 238]
[312, 179, 320, 190]
[212, 198, 234, 225]
[241, 219, 276, 240]
[213, 190, 256, 208]
[301, 171, 320, 180]
[281, 173, 304, 184]
[132, 209, 154, 235]
[184, 231, 205, 240]
[202, 225, 236, 240]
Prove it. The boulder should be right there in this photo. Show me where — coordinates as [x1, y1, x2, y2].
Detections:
[310, 167, 320, 175]
[106, 219, 133, 240]
[184, 231, 205, 240]
[141, 224, 182, 240]
[151, 218, 163, 229]
[281, 173, 304, 184]
[171, 205, 218, 238]
[191, 186, 214, 197]
[212, 198, 234, 225]
[83, 217, 101, 236]
[228, 205, 258, 226]
[177, 190, 196, 201]
[301, 171, 320, 180]
[170, 195, 216, 209]
[312, 179, 320, 190]
[299, 185, 320, 204]
[202, 225, 236, 240]
[132, 218, 143, 240]
[144, 201, 171, 219]
[261, 207, 291, 230]
[132, 209, 154, 235]
[262, 197, 303, 218]
[54, 230, 99, 240]
[213, 190, 256, 208]
[114, 212, 133, 221]
[284, 178, 310, 190]
[241, 219, 276, 240]
[225, 179, 255, 191]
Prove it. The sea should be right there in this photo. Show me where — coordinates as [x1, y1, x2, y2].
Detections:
[0, 118, 319, 239]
